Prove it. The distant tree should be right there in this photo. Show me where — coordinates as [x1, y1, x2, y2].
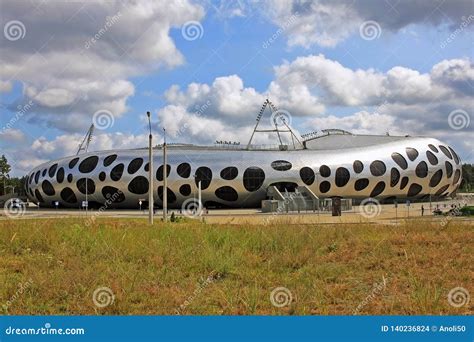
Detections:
[0, 155, 11, 195]
[7, 176, 26, 195]
[460, 164, 473, 192]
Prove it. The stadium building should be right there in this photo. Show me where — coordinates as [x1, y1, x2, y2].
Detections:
[25, 101, 463, 210]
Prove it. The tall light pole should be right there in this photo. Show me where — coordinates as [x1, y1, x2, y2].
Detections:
[198, 180, 202, 216]
[315, 172, 320, 217]
[147, 111, 153, 225]
[192, 175, 203, 217]
[80, 124, 93, 216]
[85, 177, 88, 216]
[163, 128, 168, 222]
[428, 170, 433, 212]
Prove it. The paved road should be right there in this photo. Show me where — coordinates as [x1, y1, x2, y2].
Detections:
[1, 198, 473, 225]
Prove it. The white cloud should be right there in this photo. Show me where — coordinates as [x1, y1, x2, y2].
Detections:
[0, 0, 204, 130]
[266, 0, 359, 48]
[270, 54, 471, 109]
[431, 58, 474, 95]
[30, 132, 150, 160]
[306, 111, 398, 135]
[3, 131, 152, 176]
[25, 87, 76, 108]
[270, 55, 384, 108]
[205, 0, 247, 19]
[0, 128, 26, 142]
[163, 75, 266, 120]
[0, 80, 12, 92]
[265, 0, 473, 48]
[155, 54, 473, 161]
[157, 103, 251, 144]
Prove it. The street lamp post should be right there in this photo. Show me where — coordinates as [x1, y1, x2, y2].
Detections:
[394, 199, 398, 223]
[85, 177, 88, 216]
[428, 170, 433, 212]
[147, 111, 153, 225]
[193, 176, 203, 217]
[315, 172, 320, 217]
[163, 128, 168, 222]
[198, 180, 202, 217]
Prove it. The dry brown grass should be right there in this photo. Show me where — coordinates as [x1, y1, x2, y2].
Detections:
[0, 217, 472, 315]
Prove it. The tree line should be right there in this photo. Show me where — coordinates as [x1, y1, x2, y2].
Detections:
[0, 155, 26, 196]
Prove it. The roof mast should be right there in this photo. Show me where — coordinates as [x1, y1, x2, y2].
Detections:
[246, 99, 304, 150]
[76, 124, 95, 155]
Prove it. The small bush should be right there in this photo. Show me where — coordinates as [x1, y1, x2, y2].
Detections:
[460, 206, 474, 216]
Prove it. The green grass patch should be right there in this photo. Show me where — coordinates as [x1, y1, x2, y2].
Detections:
[460, 206, 474, 216]
[0, 218, 472, 315]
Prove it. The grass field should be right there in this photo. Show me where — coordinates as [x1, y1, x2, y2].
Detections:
[0, 217, 472, 315]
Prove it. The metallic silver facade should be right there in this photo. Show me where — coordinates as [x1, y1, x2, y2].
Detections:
[25, 135, 463, 209]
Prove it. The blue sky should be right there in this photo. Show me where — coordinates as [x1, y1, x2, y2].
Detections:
[0, 0, 473, 176]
